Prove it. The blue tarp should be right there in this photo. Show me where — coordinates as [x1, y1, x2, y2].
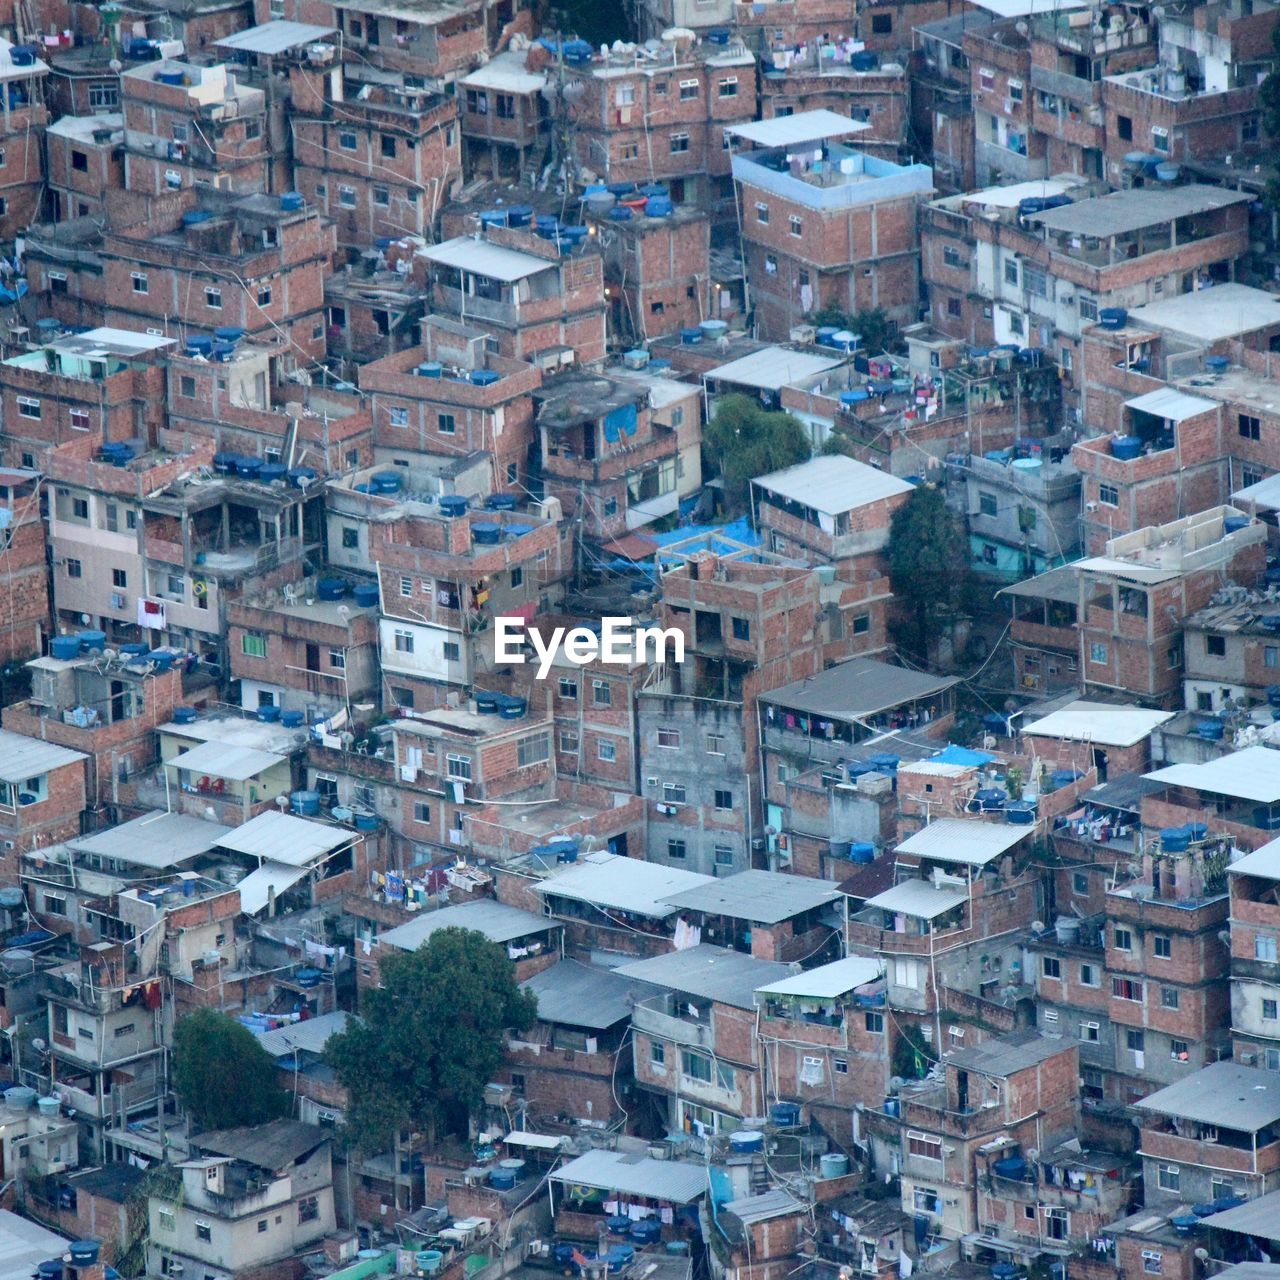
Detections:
[930, 745, 997, 767]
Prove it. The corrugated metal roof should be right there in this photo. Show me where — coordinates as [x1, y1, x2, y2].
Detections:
[752, 455, 914, 513]
[504, 1131, 566, 1150]
[68, 811, 230, 869]
[707, 348, 845, 393]
[523, 959, 656, 1029]
[1233, 473, 1280, 511]
[461, 50, 546, 92]
[1073, 556, 1181, 585]
[1200, 1193, 1280, 1243]
[235, 861, 309, 915]
[945, 1031, 1069, 1077]
[1125, 385, 1219, 424]
[1084, 773, 1162, 811]
[536, 851, 714, 918]
[1030, 185, 1249, 239]
[864, 880, 966, 919]
[723, 1190, 805, 1225]
[421, 237, 556, 282]
[1146, 746, 1280, 803]
[1136, 1062, 1280, 1132]
[614, 945, 793, 1009]
[551, 1150, 707, 1203]
[193, 1119, 330, 1171]
[381, 901, 552, 950]
[214, 811, 352, 866]
[761, 658, 957, 721]
[754, 956, 882, 999]
[1023, 701, 1175, 748]
[659, 869, 841, 923]
[1229, 839, 1280, 883]
[996, 565, 1080, 604]
[0, 729, 85, 783]
[168, 740, 284, 781]
[726, 110, 872, 148]
[255, 1011, 352, 1058]
[215, 20, 336, 53]
[895, 818, 1031, 866]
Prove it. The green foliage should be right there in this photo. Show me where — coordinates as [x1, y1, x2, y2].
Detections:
[702, 393, 810, 514]
[172, 1009, 290, 1132]
[888, 486, 971, 661]
[892, 1022, 935, 1081]
[808, 306, 896, 356]
[326, 927, 538, 1153]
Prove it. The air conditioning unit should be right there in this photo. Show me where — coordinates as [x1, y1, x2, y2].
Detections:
[1243, 1052, 1258, 1065]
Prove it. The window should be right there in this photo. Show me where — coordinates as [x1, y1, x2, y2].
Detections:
[651, 1041, 665, 1065]
[718, 77, 738, 97]
[979, 491, 998, 518]
[558, 677, 578, 700]
[446, 754, 472, 781]
[1240, 414, 1261, 441]
[66, 559, 82, 579]
[1264, 999, 1278, 1021]
[1161, 986, 1180, 1010]
[1079, 1021, 1100, 1043]
[1167, 644, 1183, 670]
[864, 1012, 884, 1033]
[196, 1224, 212, 1242]
[329, 649, 345, 670]
[1153, 934, 1172, 958]
[373, 186, 389, 207]
[619, 141, 639, 161]
[131, 271, 148, 294]
[755, 202, 769, 224]
[943, 245, 963, 268]
[242, 633, 267, 658]
[714, 844, 734, 866]
[1008, 78, 1024, 102]
[44, 894, 66, 916]
[1078, 296, 1099, 322]
[158, 1210, 175, 1233]
[438, 413, 456, 435]
[657, 729, 681, 749]
[399, 576, 413, 597]
[908, 1132, 943, 1161]
[714, 789, 732, 810]
[662, 783, 687, 803]
[947, 297, 962, 319]
[789, 215, 803, 237]
[380, 134, 396, 158]
[979, 67, 995, 90]
[1041, 956, 1061, 978]
[1170, 1039, 1189, 1060]
[338, 185, 356, 207]
[1113, 976, 1144, 1002]
[681, 1050, 712, 1082]
[706, 733, 725, 755]
[89, 82, 117, 109]
[1090, 642, 1108, 665]
[667, 838, 687, 860]
[670, 133, 690, 153]
[1256, 936, 1277, 962]
[1080, 962, 1099, 987]
[1142, 1252, 1164, 1277]
[114, 1022, 135, 1038]
[16, 397, 40, 420]
[598, 741, 616, 762]
[342, 527, 359, 550]
[593, 679, 612, 706]
[560, 730, 579, 754]
[517, 734, 550, 768]
[298, 1197, 319, 1224]
[1126, 1029, 1145, 1052]
[111, 568, 127, 589]
[205, 288, 222, 310]
[339, 130, 358, 150]
[257, 285, 272, 307]
[732, 616, 750, 641]
[1073, 872, 1089, 896]
[393, 630, 414, 654]
[1098, 483, 1119, 507]
[1152, 126, 1169, 153]
[258, 1221, 268, 1234]
[1004, 259, 1019, 286]
[871, 12, 891, 31]
[413, 802, 431, 824]
[765, 254, 777, 275]
[679, 79, 698, 99]
[1117, 115, 1133, 141]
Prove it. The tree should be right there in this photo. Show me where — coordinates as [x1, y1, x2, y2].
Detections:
[326, 927, 537, 1153]
[808, 306, 896, 357]
[703, 393, 810, 514]
[887, 485, 971, 661]
[172, 1009, 290, 1132]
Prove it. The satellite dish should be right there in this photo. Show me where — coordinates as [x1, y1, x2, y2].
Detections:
[31, 1038, 46, 1052]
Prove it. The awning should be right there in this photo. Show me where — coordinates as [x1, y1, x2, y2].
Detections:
[504, 1132, 566, 1151]
[235, 861, 309, 915]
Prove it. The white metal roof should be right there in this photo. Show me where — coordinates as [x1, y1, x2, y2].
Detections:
[421, 237, 555, 283]
[726, 110, 872, 148]
[235, 861, 309, 915]
[214, 811, 352, 866]
[551, 1149, 707, 1203]
[1022, 700, 1175, 748]
[0, 1209, 70, 1280]
[1073, 556, 1181, 585]
[0, 729, 85, 783]
[1232, 472, 1280, 511]
[1145, 745, 1280, 803]
[1125, 386, 1218, 424]
[1135, 1061, 1280, 1131]
[614, 945, 792, 1008]
[536, 851, 714, 918]
[707, 347, 844, 392]
[754, 956, 883, 1000]
[753, 454, 915, 515]
[381, 901, 552, 949]
[1229, 839, 1280, 882]
[167, 740, 285, 781]
[967, 0, 1087, 16]
[895, 817, 1030, 866]
[68, 811, 231, 869]
[461, 50, 546, 93]
[658, 869, 841, 923]
[504, 1131, 566, 1151]
[215, 20, 337, 54]
[864, 880, 966, 919]
[1128, 284, 1280, 343]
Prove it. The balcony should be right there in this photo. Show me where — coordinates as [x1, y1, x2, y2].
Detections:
[632, 994, 714, 1050]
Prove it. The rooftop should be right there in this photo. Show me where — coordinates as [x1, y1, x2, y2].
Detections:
[192, 1118, 330, 1172]
[1029, 184, 1250, 239]
[422, 237, 558, 283]
[380, 901, 553, 950]
[167, 740, 285, 782]
[658, 869, 841, 923]
[521, 958, 656, 1029]
[67, 811, 231, 870]
[761, 658, 958, 720]
[1228, 839, 1280, 882]
[534, 851, 714, 919]
[214, 812, 353, 866]
[726, 109, 872, 148]
[895, 818, 1031, 867]
[1128, 283, 1280, 344]
[0, 1211, 69, 1280]
[946, 1030, 1069, 1077]
[1136, 1061, 1280, 1131]
[213, 20, 338, 55]
[1124, 385, 1219, 424]
[1201, 1193, 1280, 1244]
[0, 729, 85, 783]
[460, 49, 547, 94]
[706, 347, 846, 393]
[1022, 701, 1175, 748]
[550, 1149, 706, 1204]
[254, 1010, 352, 1058]
[863, 879, 967, 919]
[732, 144, 933, 213]
[754, 956, 882, 1000]
[614, 944, 793, 1009]
[46, 113, 123, 143]
[1146, 745, 1280, 803]
[753, 455, 914, 515]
